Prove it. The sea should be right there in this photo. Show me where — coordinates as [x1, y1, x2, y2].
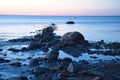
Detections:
[0, 15, 120, 79]
[0, 15, 120, 42]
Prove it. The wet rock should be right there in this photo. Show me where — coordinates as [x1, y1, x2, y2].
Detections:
[0, 49, 2, 51]
[67, 62, 81, 73]
[92, 77, 103, 80]
[29, 58, 39, 66]
[33, 66, 48, 76]
[0, 57, 10, 63]
[46, 50, 59, 61]
[8, 48, 20, 52]
[80, 60, 89, 64]
[0, 57, 5, 63]
[41, 46, 49, 52]
[21, 47, 28, 51]
[62, 58, 72, 63]
[62, 32, 85, 46]
[66, 21, 75, 24]
[37, 25, 56, 43]
[90, 56, 98, 58]
[10, 62, 21, 67]
[28, 42, 41, 50]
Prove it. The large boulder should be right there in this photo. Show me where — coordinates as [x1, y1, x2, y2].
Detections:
[62, 32, 85, 45]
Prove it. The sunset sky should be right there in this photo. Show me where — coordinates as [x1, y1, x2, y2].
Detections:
[0, 0, 120, 16]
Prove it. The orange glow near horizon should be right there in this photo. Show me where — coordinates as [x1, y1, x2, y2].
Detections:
[0, 0, 120, 16]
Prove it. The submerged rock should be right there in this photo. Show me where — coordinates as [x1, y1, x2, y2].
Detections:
[66, 21, 75, 24]
[62, 32, 85, 46]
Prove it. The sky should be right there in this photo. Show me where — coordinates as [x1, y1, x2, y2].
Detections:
[0, 0, 120, 16]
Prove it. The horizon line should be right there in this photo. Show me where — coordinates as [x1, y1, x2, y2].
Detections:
[0, 14, 120, 17]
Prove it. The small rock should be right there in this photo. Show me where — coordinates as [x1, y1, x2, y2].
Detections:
[28, 42, 41, 50]
[0, 49, 2, 51]
[66, 21, 75, 24]
[8, 48, 20, 52]
[41, 46, 49, 52]
[29, 58, 40, 66]
[21, 47, 28, 51]
[10, 62, 21, 67]
[67, 62, 81, 73]
[0, 57, 6, 63]
[80, 60, 89, 64]
[90, 56, 98, 58]
[46, 50, 59, 61]
[62, 58, 72, 63]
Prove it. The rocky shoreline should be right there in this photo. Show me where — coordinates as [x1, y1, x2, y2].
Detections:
[0, 24, 120, 80]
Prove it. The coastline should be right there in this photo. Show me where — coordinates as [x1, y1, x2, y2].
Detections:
[0, 24, 120, 80]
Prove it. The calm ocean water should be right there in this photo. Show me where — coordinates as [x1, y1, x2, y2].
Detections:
[0, 15, 120, 42]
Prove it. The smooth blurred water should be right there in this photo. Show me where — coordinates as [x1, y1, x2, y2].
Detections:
[0, 15, 120, 42]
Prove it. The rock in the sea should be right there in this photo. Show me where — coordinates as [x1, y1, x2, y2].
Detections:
[8, 48, 20, 52]
[62, 58, 72, 63]
[0, 57, 9, 63]
[62, 32, 85, 46]
[10, 62, 21, 67]
[0, 57, 6, 63]
[66, 21, 75, 24]
[67, 62, 81, 73]
[0, 49, 2, 51]
[46, 50, 59, 61]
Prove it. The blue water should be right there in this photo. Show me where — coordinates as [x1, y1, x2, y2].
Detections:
[0, 15, 120, 25]
[0, 15, 120, 42]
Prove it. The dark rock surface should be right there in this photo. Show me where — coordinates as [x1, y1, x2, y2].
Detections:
[62, 32, 85, 46]
[10, 62, 21, 67]
[46, 50, 59, 61]
[66, 21, 75, 24]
